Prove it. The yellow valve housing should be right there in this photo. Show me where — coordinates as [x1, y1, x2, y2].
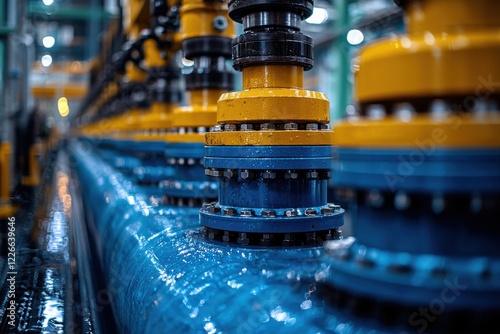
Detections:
[207, 65, 332, 146]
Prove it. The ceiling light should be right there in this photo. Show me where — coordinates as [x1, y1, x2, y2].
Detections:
[347, 29, 364, 45]
[42, 36, 55, 48]
[41, 55, 53, 67]
[58, 97, 70, 117]
[306, 7, 328, 25]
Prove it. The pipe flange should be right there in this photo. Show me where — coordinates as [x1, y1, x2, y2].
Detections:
[233, 31, 313, 70]
[228, 0, 313, 22]
[203, 227, 342, 247]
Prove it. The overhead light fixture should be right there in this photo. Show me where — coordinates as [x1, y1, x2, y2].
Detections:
[43, 0, 54, 5]
[306, 7, 328, 25]
[41, 54, 53, 67]
[347, 29, 364, 45]
[42, 36, 55, 48]
[58, 97, 70, 117]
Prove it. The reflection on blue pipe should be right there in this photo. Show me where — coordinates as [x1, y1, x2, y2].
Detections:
[69, 139, 388, 333]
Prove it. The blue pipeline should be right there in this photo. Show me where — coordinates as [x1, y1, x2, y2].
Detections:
[79, 137, 174, 196]
[68, 139, 395, 334]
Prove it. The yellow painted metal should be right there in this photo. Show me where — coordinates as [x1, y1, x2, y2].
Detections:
[356, 0, 500, 103]
[171, 108, 217, 128]
[170, 0, 234, 144]
[0, 143, 13, 210]
[32, 85, 88, 99]
[206, 130, 334, 146]
[124, 0, 150, 35]
[175, 89, 223, 126]
[165, 89, 225, 143]
[126, 62, 147, 83]
[333, 113, 500, 148]
[0, 205, 17, 219]
[212, 62, 332, 146]
[355, 30, 500, 103]
[217, 88, 330, 124]
[242, 65, 304, 90]
[180, 0, 234, 40]
[130, 103, 176, 141]
[166, 133, 206, 143]
[144, 39, 167, 68]
[406, 0, 500, 34]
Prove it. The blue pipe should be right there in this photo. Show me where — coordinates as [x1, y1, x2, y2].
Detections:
[68, 139, 375, 333]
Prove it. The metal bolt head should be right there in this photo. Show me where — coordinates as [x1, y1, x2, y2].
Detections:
[237, 233, 249, 245]
[178, 158, 185, 165]
[211, 170, 220, 177]
[187, 158, 195, 165]
[204, 168, 211, 176]
[261, 210, 276, 218]
[223, 208, 237, 216]
[366, 190, 384, 208]
[394, 191, 410, 211]
[282, 233, 295, 246]
[208, 205, 221, 214]
[321, 207, 333, 215]
[285, 209, 297, 217]
[333, 228, 342, 240]
[240, 170, 250, 179]
[197, 126, 207, 134]
[328, 203, 341, 210]
[211, 125, 222, 132]
[306, 123, 319, 130]
[224, 124, 237, 131]
[305, 209, 317, 216]
[223, 169, 234, 178]
[261, 234, 271, 246]
[285, 170, 298, 179]
[223, 231, 230, 242]
[240, 123, 253, 131]
[262, 170, 276, 179]
[307, 171, 319, 178]
[213, 15, 228, 31]
[260, 123, 275, 130]
[284, 122, 299, 130]
[240, 209, 254, 217]
[320, 124, 330, 130]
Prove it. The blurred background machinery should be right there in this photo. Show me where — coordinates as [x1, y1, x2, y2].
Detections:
[1, 0, 499, 333]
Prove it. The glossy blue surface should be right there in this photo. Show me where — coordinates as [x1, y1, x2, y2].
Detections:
[68, 139, 388, 334]
[202, 145, 342, 234]
[325, 145, 500, 331]
[333, 148, 500, 192]
[163, 142, 217, 200]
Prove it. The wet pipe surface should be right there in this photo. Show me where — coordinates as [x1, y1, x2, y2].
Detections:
[68, 139, 401, 334]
